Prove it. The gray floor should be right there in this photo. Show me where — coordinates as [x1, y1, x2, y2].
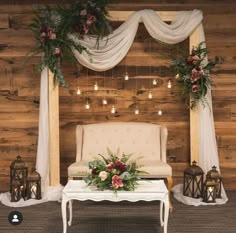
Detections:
[0, 191, 236, 233]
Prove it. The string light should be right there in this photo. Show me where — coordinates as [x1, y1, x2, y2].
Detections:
[85, 100, 90, 110]
[124, 72, 129, 81]
[158, 109, 163, 116]
[111, 105, 116, 114]
[76, 87, 81, 95]
[102, 98, 108, 105]
[167, 79, 172, 89]
[175, 73, 180, 79]
[148, 90, 153, 99]
[134, 107, 139, 115]
[152, 79, 157, 85]
[94, 82, 98, 91]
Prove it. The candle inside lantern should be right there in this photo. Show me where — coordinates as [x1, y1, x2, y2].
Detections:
[208, 187, 213, 201]
[124, 72, 129, 81]
[31, 185, 37, 198]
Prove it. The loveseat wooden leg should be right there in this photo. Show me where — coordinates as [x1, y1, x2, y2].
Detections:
[167, 176, 173, 212]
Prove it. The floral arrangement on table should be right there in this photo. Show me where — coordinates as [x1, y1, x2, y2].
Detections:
[173, 42, 215, 109]
[84, 149, 146, 192]
[29, 0, 114, 87]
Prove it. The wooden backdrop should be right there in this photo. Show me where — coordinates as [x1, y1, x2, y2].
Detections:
[0, 0, 236, 191]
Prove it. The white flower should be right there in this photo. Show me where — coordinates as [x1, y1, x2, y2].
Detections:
[99, 171, 108, 181]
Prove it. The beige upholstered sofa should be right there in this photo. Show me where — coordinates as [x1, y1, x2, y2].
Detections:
[68, 122, 172, 192]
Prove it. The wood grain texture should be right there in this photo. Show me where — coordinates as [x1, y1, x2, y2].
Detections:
[0, 1, 236, 191]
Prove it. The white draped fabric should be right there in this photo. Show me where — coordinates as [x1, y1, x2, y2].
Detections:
[0, 9, 228, 207]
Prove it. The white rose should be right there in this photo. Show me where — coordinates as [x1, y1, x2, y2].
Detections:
[99, 171, 108, 181]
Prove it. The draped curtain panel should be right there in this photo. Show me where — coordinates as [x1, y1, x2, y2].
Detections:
[0, 9, 228, 207]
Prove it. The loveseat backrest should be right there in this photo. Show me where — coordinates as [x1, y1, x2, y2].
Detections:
[76, 122, 167, 164]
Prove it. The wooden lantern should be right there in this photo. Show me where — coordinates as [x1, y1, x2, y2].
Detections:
[26, 168, 42, 200]
[206, 166, 222, 198]
[203, 180, 217, 203]
[10, 155, 28, 201]
[183, 161, 204, 198]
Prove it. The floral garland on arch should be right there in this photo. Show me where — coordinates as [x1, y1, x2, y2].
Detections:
[173, 42, 215, 109]
[29, 0, 114, 87]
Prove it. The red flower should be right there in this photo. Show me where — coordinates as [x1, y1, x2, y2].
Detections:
[114, 160, 126, 173]
[192, 84, 200, 93]
[192, 55, 200, 65]
[112, 175, 124, 189]
[86, 15, 96, 26]
[106, 162, 113, 172]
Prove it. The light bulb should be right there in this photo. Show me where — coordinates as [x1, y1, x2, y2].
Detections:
[148, 91, 153, 99]
[175, 74, 180, 79]
[158, 109, 162, 116]
[152, 79, 157, 85]
[134, 108, 139, 115]
[124, 72, 129, 81]
[94, 82, 98, 91]
[168, 80, 172, 89]
[85, 102, 90, 110]
[111, 105, 116, 114]
[102, 98, 108, 105]
[76, 87, 81, 95]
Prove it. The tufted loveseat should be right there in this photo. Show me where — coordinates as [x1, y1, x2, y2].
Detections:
[68, 122, 173, 193]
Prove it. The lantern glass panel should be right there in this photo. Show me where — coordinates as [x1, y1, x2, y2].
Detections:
[26, 168, 41, 200]
[203, 181, 217, 203]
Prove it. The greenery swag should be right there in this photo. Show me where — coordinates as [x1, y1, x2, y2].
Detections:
[173, 42, 215, 109]
[30, 0, 114, 87]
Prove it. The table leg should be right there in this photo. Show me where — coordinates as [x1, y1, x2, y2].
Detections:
[160, 201, 164, 227]
[68, 200, 73, 226]
[61, 199, 68, 233]
[163, 200, 169, 233]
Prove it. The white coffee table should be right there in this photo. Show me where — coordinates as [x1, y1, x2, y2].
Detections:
[62, 180, 169, 233]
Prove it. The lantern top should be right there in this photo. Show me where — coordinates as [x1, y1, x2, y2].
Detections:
[27, 168, 41, 181]
[10, 155, 27, 169]
[206, 166, 221, 179]
[205, 179, 217, 187]
[184, 160, 204, 176]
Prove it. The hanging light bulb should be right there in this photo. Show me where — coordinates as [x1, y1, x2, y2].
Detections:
[94, 82, 98, 91]
[175, 73, 180, 79]
[124, 72, 129, 81]
[111, 105, 116, 114]
[76, 87, 81, 95]
[158, 109, 163, 116]
[102, 98, 108, 105]
[152, 79, 157, 85]
[134, 107, 139, 115]
[148, 91, 153, 99]
[167, 80, 172, 89]
[85, 101, 90, 110]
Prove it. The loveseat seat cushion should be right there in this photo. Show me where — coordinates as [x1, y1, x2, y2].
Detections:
[68, 160, 172, 178]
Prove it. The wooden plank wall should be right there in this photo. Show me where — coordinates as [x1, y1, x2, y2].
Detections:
[0, 0, 236, 191]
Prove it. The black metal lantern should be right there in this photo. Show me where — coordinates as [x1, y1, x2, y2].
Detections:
[203, 180, 217, 203]
[183, 161, 204, 198]
[11, 180, 21, 202]
[10, 155, 28, 200]
[206, 166, 222, 198]
[26, 168, 42, 200]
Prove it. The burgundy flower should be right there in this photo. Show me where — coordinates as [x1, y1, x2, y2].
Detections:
[54, 47, 61, 57]
[92, 167, 99, 175]
[187, 56, 193, 62]
[86, 15, 96, 26]
[192, 84, 200, 93]
[192, 55, 200, 65]
[114, 160, 127, 173]
[112, 175, 124, 189]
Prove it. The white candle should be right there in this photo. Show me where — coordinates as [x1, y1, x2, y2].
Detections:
[31, 185, 37, 198]
[208, 187, 213, 201]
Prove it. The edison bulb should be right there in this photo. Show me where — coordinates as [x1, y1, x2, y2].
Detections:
[76, 87, 81, 95]
[85, 102, 90, 110]
[152, 79, 157, 85]
[158, 109, 163, 116]
[124, 72, 129, 81]
[111, 106, 116, 114]
[148, 91, 153, 99]
[175, 74, 180, 79]
[94, 82, 98, 91]
[167, 80, 172, 89]
[102, 98, 108, 105]
[134, 108, 139, 115]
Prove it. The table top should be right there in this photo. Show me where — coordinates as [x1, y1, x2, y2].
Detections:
[63, 180, 168, 202]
